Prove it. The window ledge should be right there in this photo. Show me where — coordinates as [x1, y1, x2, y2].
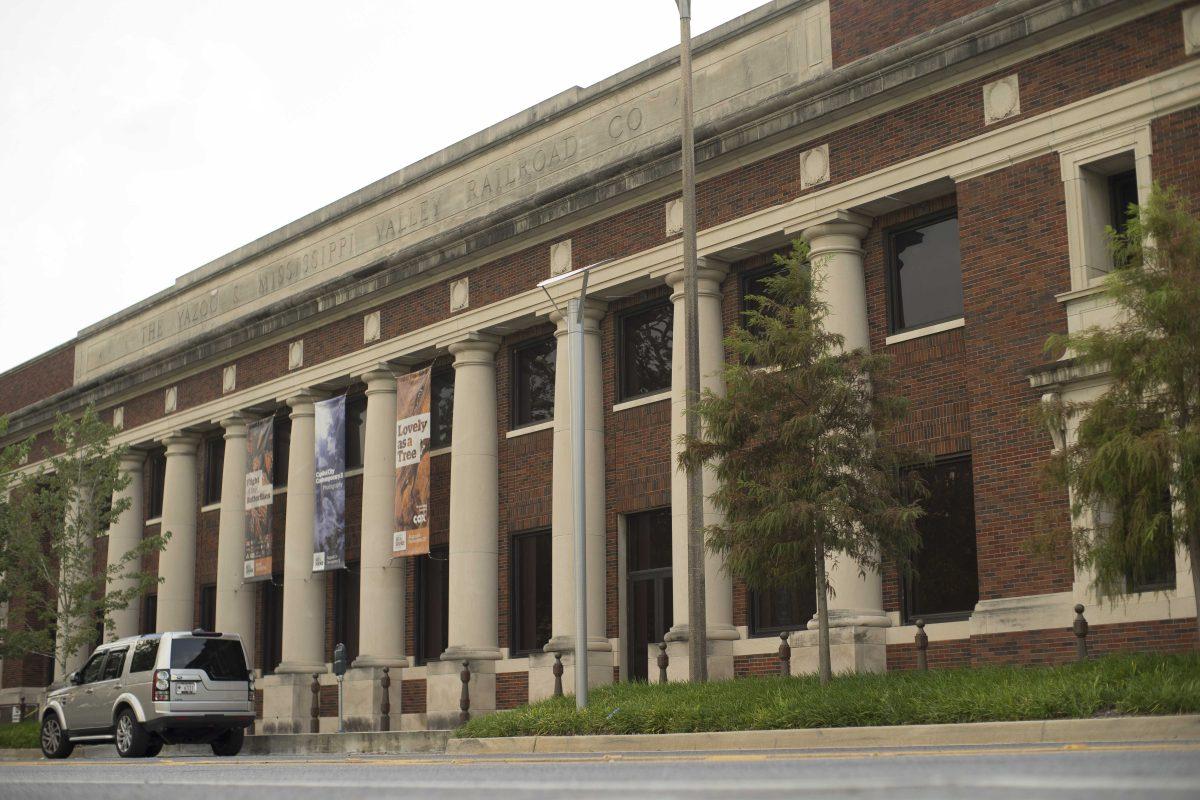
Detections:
[506, 419, 555, 439]
[428, 446, 452, 458]
[612, 390, 670, 413]
[200, 502, 221, 513]
[144, 517, 162, 527]
[884, 317, 965, 346]
[1055, 283, 1108, 304]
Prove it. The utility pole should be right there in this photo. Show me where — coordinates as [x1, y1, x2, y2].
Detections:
[675, 0, 707, 683]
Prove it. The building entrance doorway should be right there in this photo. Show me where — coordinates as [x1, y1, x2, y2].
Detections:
[625, 508, 672, 682]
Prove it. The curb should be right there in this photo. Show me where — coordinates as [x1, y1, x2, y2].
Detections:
[446, 714, 1200, 755]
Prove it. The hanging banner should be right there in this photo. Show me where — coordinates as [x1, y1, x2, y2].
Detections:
[313, 395, 347, 572]
[394, 367, 431, 556]
[243, 417, 274, 581]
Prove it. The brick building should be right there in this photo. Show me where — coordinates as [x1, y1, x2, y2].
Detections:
[1, 0, 1198, 731]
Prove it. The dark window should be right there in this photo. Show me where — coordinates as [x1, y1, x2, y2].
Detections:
[626, 509, 672, 572]
[619, 301, 673, 401]
[79, 651, 106, 684]
[170, 638, 249, 681]
[260, 579, 284, 674]
[203, 436, 224, 506]
[140, 595, 157, 635]
[130, 638, 160, 673]
[902, 454, 979, 623]
[887, 212, 963, 333]
[750, 585, 816, 637]
[740, 265, 786, 365]
[198, 584, 217, 632]
[1126, 488, 1176, 593]
[512, 337, 556, 428]
[414, 547, 449, 665]
[332, 564, 361, 664]
[101, 647, 128, 681]
[431, 369, 455, 449]
[625, 509, 673, 682]
[510, 530, 552, 655]
[345, 395, 367, 470]
[1108, 170, 1138, 236]
[274, 417, 291, 487]
[146, 448, 167, 519]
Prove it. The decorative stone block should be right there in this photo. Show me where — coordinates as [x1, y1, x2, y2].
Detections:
[112, 406, 124, 430]
[550, 239, 573, 276]
[983, 74, 1020, 125]
[665, 198, 683, 237]
[1185, 6, 1200, 56]
[799, 143, 830, 189]
[288, 340, 304, 371]
[222, 365, 237, 394]
[449, 277, 470, 313]
[163, 387, 177, 414]
[363, 310, 381, 343]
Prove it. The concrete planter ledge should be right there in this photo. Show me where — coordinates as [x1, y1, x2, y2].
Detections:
[447, 715, 1200, 755]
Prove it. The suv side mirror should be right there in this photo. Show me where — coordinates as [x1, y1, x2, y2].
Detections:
[70, 671, 84, 686]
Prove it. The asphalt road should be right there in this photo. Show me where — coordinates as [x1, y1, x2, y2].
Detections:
[1, 741, 1198, 799]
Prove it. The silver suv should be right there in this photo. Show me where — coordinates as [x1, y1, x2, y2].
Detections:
[40, 630, 254, 759]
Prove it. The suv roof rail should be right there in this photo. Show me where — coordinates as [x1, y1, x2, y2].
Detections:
[189, 628, 223, 637]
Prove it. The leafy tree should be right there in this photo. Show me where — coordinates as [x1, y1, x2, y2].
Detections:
[0, 406, 167, 680]
[681, 240, 924, 684]
[1040, 185, 1200, 641]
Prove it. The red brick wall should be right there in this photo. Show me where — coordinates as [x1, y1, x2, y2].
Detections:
[496, 671, 530, 710]
[830, 0, 997, 67]
[401, 677, 426, 715]
[0, 345, 74, 416]
[734, 652, 784, 678]
[1152, 106, 1200, 207]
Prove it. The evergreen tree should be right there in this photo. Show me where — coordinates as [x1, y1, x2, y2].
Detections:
[0, 406, 167, 678]
[681, 240, 923, 684]
[1040, 185, 1200, 641]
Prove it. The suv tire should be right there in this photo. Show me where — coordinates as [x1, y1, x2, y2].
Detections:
[210, 727, 244, 757]
[40, 713, 74, 759]
[114, 708, 149, 758]
[144, 739, 163, 758]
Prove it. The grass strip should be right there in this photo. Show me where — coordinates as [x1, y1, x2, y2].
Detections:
[456, 653, 1200, 738]
[0, 719, 39, 750]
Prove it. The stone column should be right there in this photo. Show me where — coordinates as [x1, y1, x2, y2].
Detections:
[104, 451, 144, 642]
[790, 211, 888, 674]
[275, 391, 326, 675]
[347, 365, 408, 730]
[664, 259, 738, 679]
[214, 414, 256, 665]
[156, 434, 200, 633]
[427, 333, 500, 729]
[530, 302, 611, 701]
[55, 487, 94, 680]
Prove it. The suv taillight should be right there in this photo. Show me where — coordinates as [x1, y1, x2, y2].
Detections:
[247, 677, 255, 702]
[153, 669, 170, 702]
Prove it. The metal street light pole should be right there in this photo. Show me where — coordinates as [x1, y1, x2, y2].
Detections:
[675, 0, 707, 683]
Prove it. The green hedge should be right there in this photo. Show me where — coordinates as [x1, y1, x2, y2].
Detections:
[0, 719, 40, 750]
[457, 653, 1200, 738]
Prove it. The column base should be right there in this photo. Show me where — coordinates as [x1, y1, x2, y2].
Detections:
[790, 625, 887, 675]
[659, 638, 736, 681]
[425, 657, 497, 730]
[528, 649, 613, 702]
[258, 672, 318, 734]
[543, 635, 613, 654]
[351, 654, 410, 669]
[341, 666, 403, 732]
[808, 609, 891, 629]
[273, 660, 329, 675]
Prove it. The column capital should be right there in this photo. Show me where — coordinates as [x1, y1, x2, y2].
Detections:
[356, 362, 405, 389]
[280, 388, 325, 417]
[447, 332, 501, 361]
[793, 210, 872, 251]
[666, 258, 729, 301]
[157, 432, 201, 454]
[216, 412, 251, 437]
[117, 449, 146, 473]
[549, 299, 607, 334]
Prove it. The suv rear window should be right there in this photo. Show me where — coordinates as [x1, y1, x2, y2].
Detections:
[169, 637, 248, 681]
[130, 638, 160, 673]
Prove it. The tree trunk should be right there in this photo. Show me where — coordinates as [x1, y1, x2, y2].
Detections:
[814, 539, 831, 685]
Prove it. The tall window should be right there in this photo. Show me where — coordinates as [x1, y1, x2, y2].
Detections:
[431, 368, 455, 449]
[510, 530, 552, 655]
[512, 337, 556, 428]
[332, 564, 361, 663]
[887, 212, 963, 333]
[202, 436, 225, 506]
[750, 584, 815, 637]
[273, 416, 291, 487]
[139, 594, 157, 635]
[260, 579, 284, 674]
[345, 395, 367, 470]
[146, 448, 167, 519]
[1125, 488, 1176, 593]
[415, 547, 449, 665]
[198, 584, 217, 632]
[1108, 170, 1138, 235]
[902, 454, 979, 623]
[618, 300, 672, 401]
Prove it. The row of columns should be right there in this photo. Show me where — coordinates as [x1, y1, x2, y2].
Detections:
[97, 211, 885, 703]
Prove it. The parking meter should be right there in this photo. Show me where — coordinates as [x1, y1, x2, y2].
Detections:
[333, 643, 347, 733]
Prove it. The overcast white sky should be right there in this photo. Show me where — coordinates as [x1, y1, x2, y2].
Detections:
[0, 0, 766, 375]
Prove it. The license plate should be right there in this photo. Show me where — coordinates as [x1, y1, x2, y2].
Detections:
[175, 682, 198, 695]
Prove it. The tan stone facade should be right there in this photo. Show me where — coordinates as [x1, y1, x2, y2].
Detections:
[2, 0, 1198, 729]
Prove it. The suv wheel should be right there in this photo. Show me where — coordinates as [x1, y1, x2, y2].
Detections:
[40, 714, 74, 759]
[114, 708, 149, 758]
[143, 739, 163, 758]
[210, 727, 244, 757]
